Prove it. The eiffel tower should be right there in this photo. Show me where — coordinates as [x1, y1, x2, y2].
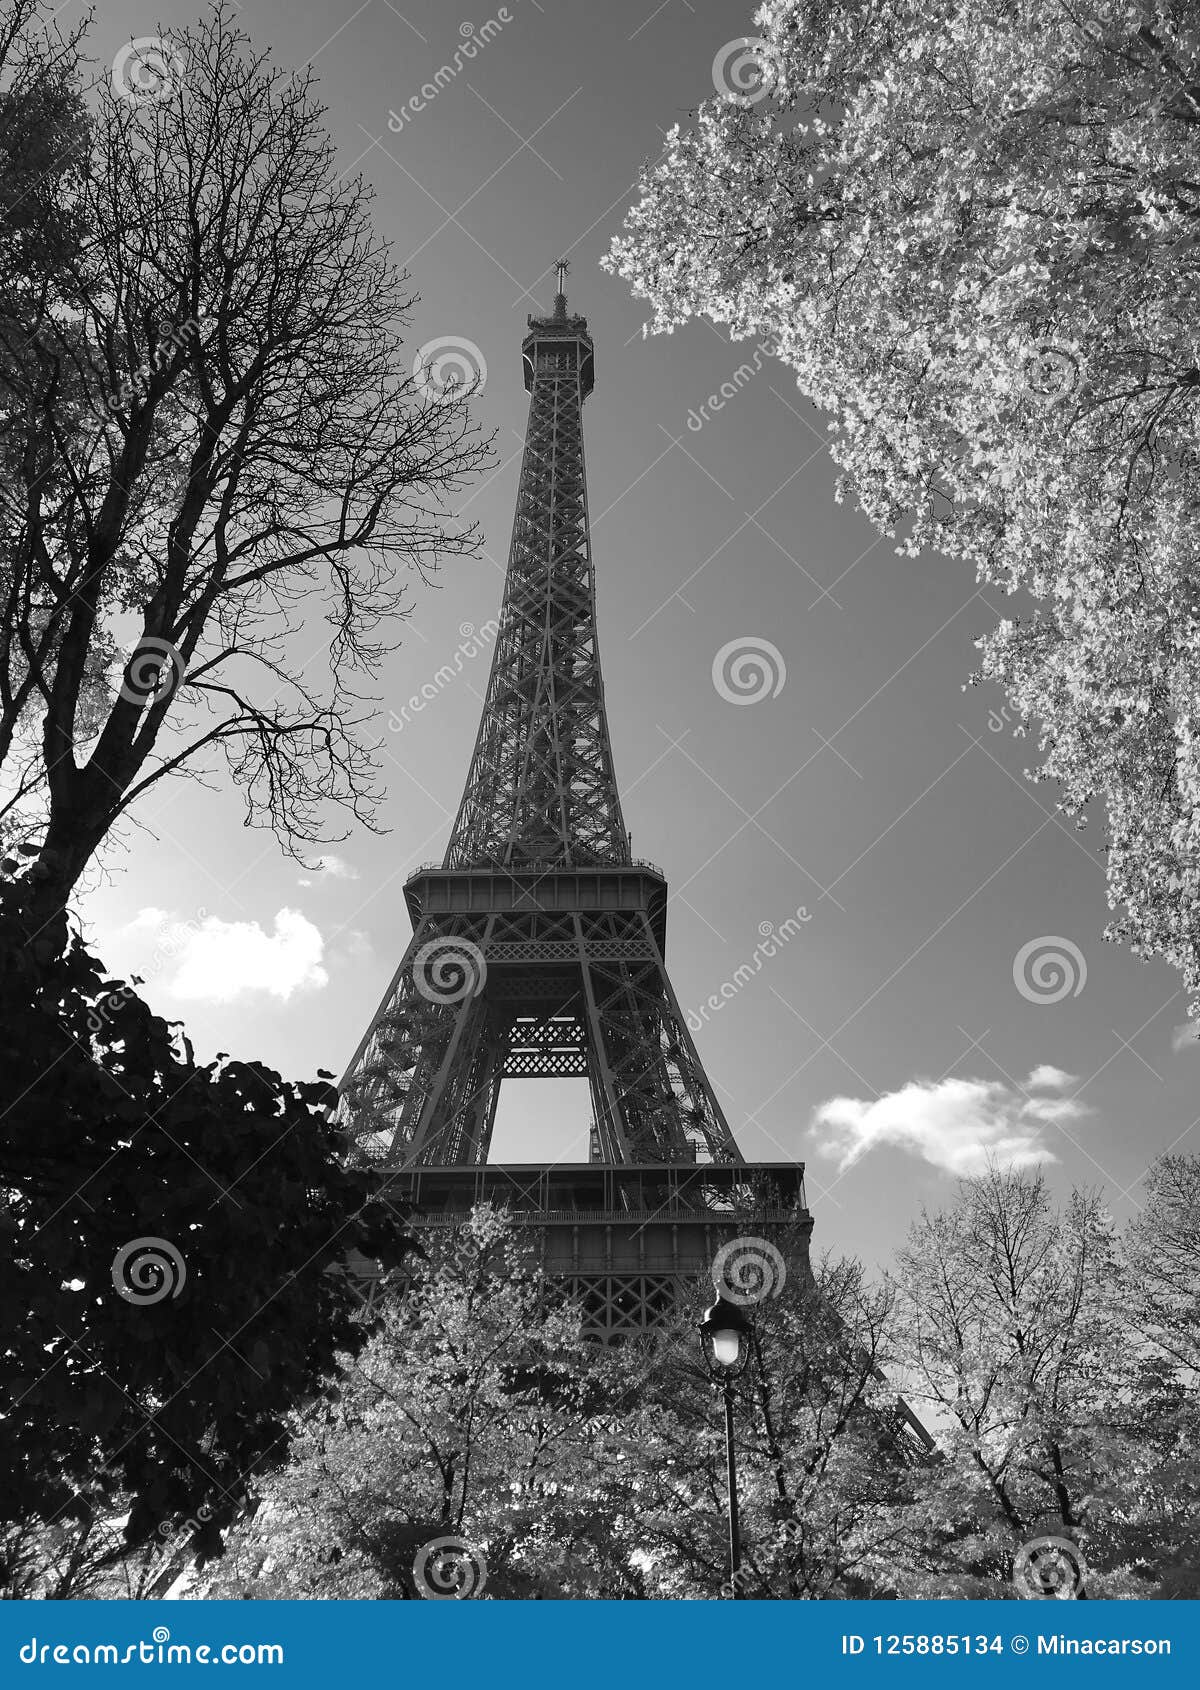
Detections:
[339, 265, 810, 1339]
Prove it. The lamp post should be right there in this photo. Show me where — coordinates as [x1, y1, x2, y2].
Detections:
[698, 1294, 753, 1597]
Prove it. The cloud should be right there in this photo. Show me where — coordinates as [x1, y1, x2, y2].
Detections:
[810, 1068, 1088, 1177]
[1027, 1063, 1078, 1090]
[131, 907, 328, 1003]
[124, 906, 171, 931]
[297, 853, 359, 886]
[1171, 1021, 1200, 1053]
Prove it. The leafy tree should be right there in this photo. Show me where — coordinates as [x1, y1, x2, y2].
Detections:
[0, 876, 412, 1595]
[205, 1208, 628, 1600]
[891, 1166, 1154, 1596]
[1114, 1154, 1200, 1596]
[606, 0, 1200, 1007]
[207, 1224, 933, 1602]
[602, 1247, 924, 1600]
[0, 1, 490, 946]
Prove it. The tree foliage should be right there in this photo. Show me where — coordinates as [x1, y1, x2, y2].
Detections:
[0, 875, 412, 1596]
[204, 1208, 623, 1599]
[18, 1167, 1199, 1600]
[605, 0, 1200, 1006]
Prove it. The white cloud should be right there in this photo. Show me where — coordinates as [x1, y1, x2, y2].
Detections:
[1027, 1063, 1078, 1090]
[131, 907, 328, 1003]
[124, 906, 171, 931]
[1171, 1021, 1200, 1053]
[810, 1068, 1089, 1177]
[299, 853, 359, 883]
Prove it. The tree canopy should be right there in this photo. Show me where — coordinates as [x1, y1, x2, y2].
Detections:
[0, 875, 412, 1596]
[605, 0, 1200, 1007]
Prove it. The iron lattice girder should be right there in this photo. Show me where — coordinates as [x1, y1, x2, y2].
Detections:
[338, 901, 743, 1168]
[446, 316, 628, 869]
[338, 294, 744, 1174]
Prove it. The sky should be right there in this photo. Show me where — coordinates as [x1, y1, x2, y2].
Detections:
[78, 0, 1200, 1274]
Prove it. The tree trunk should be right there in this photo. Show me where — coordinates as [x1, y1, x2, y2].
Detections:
[22, 800, 108, 957]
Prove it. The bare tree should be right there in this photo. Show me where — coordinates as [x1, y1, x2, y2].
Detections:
[0, 2, 490, 944]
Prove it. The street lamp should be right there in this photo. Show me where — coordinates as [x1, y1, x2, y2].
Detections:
[698, 1295, 752, 1597]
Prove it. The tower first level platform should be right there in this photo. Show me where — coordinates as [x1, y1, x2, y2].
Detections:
[354, 1161, 813, 1344]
